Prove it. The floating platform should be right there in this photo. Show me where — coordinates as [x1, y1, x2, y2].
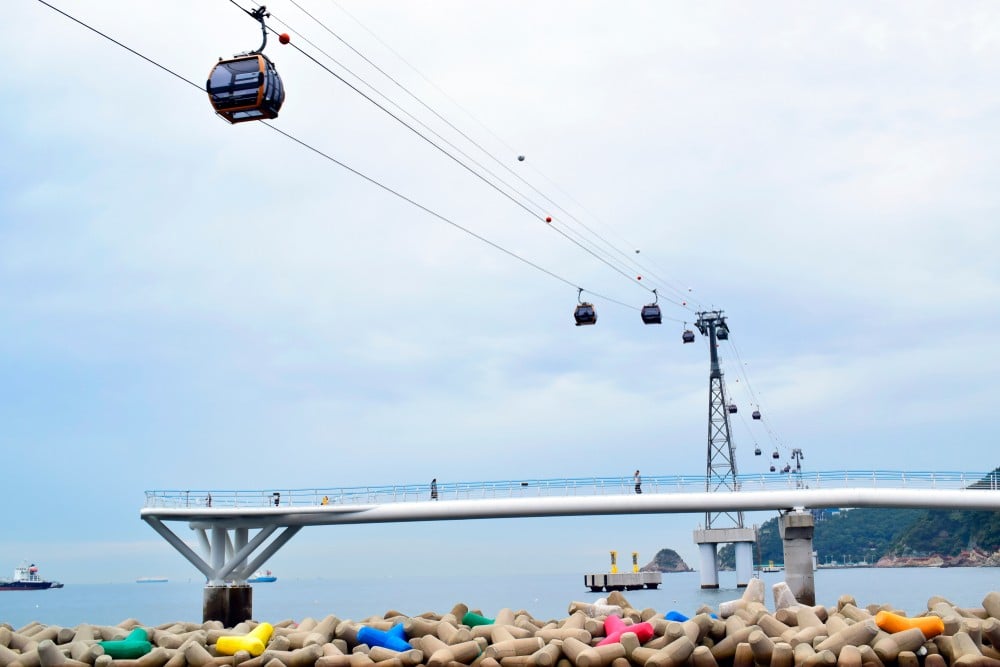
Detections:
[584, 571, 661, 592]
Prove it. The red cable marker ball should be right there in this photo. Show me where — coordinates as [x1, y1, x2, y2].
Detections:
[637, 276, 642, 280]
[545, 216, 552, 223]
[279, 33, 291, 44]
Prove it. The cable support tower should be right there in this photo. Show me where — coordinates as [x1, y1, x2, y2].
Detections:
[694, 310, 743, 530]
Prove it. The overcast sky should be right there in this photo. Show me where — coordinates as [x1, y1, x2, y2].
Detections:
[3, 1, 999, 585]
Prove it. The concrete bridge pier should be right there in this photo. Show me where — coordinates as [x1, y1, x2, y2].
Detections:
[693, 527, 756, 588]
[779, 510, 815, 606]
[697, 542, 719, 588]
[204, 585, 252, 625]
[733, 541, 754, 585]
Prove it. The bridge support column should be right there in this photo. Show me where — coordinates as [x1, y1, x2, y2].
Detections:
[204, 584, 252, 625]
[694, 527, 756, 588]
[779, 510, 815, 606]
[698, 542, 719, 589]
[734, 541, 754, 587]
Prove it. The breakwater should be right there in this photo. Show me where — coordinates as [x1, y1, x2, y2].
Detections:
[3, 584, 1000, 667]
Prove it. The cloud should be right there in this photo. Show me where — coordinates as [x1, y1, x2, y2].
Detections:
[1, 0, 997, 584]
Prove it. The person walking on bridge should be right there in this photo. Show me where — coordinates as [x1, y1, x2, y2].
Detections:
[634, 470, 642, 494]
[430, 478, 438, 501]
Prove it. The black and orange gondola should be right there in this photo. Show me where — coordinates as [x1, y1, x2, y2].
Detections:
[207, 7, 286, 124]
[640, 289, 662, 325]
[574, 288, 597, 326]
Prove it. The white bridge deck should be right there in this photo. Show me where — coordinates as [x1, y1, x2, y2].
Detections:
[139, 470, 1000, 584]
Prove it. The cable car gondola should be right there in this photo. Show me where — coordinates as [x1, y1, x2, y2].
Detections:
[716, 327, 729, 340]
[727, 403, 737, 414]
[769, 465, 776, 472]
[754, 446, 761, 456]
[752, 409, 761, 420]
[207, 7, 286, 124]
[640, 289, 661, 325]
[682, 329, 695, 344]
[640, 304, 661, 324]
[771, 449, 780, 459]
[574, 289, 597, 326]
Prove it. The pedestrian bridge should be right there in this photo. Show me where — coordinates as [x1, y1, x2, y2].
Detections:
[141, 470, 1000, 587]
[143, 469, 1000, 511]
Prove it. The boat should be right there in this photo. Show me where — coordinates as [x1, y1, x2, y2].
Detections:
[760, 560, 783, 573]
[0, 563, 63, 591]
[247, 570, 277, 583]
[136, 577, 168, 583]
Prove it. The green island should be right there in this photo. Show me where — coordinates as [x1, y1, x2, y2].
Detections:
[711, 507, 1000, 569]
[641, 479, 1000, 573]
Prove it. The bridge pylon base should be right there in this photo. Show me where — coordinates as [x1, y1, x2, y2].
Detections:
[778, 510, 815, 605]
[694, 527, 756, 588]
[697, 543, 719, 588]
[204, 584, 252, 625]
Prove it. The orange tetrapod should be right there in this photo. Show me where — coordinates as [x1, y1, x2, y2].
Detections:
[874, 611, 945, 639]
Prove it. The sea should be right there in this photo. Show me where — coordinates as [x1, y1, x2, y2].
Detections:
[2, 569, 998, 630]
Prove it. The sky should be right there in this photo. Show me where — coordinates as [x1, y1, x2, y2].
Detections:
[2, 1, 999, 586]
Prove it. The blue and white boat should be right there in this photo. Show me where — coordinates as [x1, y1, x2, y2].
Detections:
[0, 563, 63, 591]
[247, 570, 277, 583]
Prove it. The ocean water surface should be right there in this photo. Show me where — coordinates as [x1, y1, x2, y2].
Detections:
[2, 568, 998, 629]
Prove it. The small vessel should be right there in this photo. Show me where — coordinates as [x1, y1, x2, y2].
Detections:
[136, 577, 168, 583]
[760, 560, 783, 573]
[247, 570, 277, 583]
[0, 563, 63, 591]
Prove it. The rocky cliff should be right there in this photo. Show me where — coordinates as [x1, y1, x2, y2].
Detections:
[641, 548, 694, 572]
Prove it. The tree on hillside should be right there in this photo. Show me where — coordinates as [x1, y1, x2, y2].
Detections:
[719, 508, 926, 568]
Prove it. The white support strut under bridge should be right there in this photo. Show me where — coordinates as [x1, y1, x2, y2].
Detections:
[141, 470, 1000, 585]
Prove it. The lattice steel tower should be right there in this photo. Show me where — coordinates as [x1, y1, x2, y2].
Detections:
[691, 310, 756, 588]
[695, 310, 743, 531]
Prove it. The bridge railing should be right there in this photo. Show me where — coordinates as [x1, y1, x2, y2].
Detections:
[143, 470, 999, 509]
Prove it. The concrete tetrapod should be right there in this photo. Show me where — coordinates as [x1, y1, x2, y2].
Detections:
[215, 623, 274, 657]
[37, 639, 89, 667]
[875, 611, 945, 639]
[6, 587, 1000, 667]
[597, 617, 655, 647]
[355, 625, 410, 654]
[748, 629, 775, 665]
[837, 644, 863, 667]
[814, 620, 880, 655]
[873, 627, 928, 663]
[984, 592, 1000, 620]
[461, 612, 494, 627]
[635, 636, 695, 667]
[98, 628, 153, 659]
